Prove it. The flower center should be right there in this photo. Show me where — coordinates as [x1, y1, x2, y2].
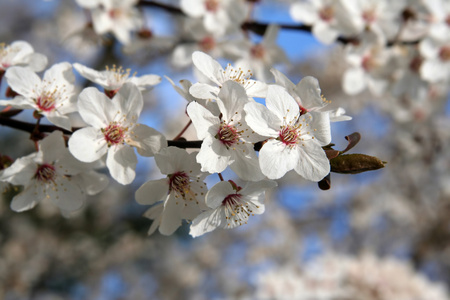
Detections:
[36, 92, 57, 112]
[445, 15, 450, 26]
[223, 64, 255, 89]
[439, 46, 450, 61]
[35, 164, 56, 183]
[105, 65, 132, 91]
[199, 36, 216, 52]
[216, 124, 240, 148]
[319, 6, 334, 22]
[168, 171, 190, 198]
[250, 44, 265, 59]
[362, 55, 377, 71]
[222, 193, 259, 227]
[102, 122, 127, 147]
[205, 0, 219, 12]
[362, 9, 376, 24]
[108, 8, 123, 19]
[279, 126, 299, 146]
[409, 56, 422, 73]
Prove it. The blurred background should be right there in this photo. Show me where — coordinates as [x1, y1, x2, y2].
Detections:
[0, 0, 449, 299]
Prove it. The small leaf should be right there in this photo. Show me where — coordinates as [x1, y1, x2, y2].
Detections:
[330, 154, 386, 174]
[342, 132, 361, 154]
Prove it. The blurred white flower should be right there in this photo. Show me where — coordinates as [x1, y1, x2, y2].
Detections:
[180, 0, 249, 36]
[0, 131, 108, 213]
[420, 36, 450, 83]
[234, 25, 289, 82]
[0, 62, 77, 131]
[0, 41, 47, 75]
[290, 0, 360, 44]
[76, 0, 143, 44]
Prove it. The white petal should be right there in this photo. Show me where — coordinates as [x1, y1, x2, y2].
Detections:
[266, 85, 300, 122]
[245, 80, 268, 98]
[73, 63, 107, 86]
[294, 141, 330, 181]
[114, 82, 143, 120]
[0, 96, 35, 110]
[128, 74, 161, 90]
[313, 22, 339, 44]
[244, 102, 280, 137]
[296, 76, 324, 109]
[127, 124, 166, 157]
[305, 111, 331, 146]
[135, 179, 168, 205]
[43, 62, 75, 84]
[192, 51, 223, 86]
[75, 170, 109, 195]
[10, 183, 42, 212]
[5, 66, 41, 99]
[342, 67, 366, 95]
[39, 131, 66, 162]
[68, 127, 107, 162]
[259, 140, 299, 179]
[46, 114, 72, 131]
[159, 194, 184, 235]
[180, 0, 206, 17]
[290, 2, 318, 24]
[189, 209, 224, 237]
[48, 177, 85, 212]
[420, 60, 449, 82]
[78, 87, 115, 128]
[217, 80, 248, 122]
[240, 180, 277, 197]
[27, 53, 48, 72]
[187, 101, 219, 139]
[189, 83, 220, 99]
[155, 147, 196, 175]
[196, 136, 230, 174]
[0, 156, 36, 186]
[106, 145, 137, 185]
[230, 144, 265, 181]
[271, 68, 296, 93]
[206, 180, 234, 209]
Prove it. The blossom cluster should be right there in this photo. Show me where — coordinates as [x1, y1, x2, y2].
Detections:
[0, 36, 348, 237]
[254, 253, 449, 300]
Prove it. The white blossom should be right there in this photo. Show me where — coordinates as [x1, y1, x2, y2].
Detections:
[190, 179, 277, 237]
[135, 147, 208, 236]
[234, 25, 289, 82]
[0, 41, 47, 74]
[189, 51, 268, 100]
[244, 85, 331, 181]
[77, 0, 143, 44]
[187, 80, 265, 181]
[73, 63, 161, 97]
[0, 62, 77, 131]
[271, 68, 351, 122]
[68, 82, 166, 185]
[180, 0, 249, 37]
[0, 131, 108, 213]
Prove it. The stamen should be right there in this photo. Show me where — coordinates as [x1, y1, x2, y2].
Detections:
[35, 164, 56, 183]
